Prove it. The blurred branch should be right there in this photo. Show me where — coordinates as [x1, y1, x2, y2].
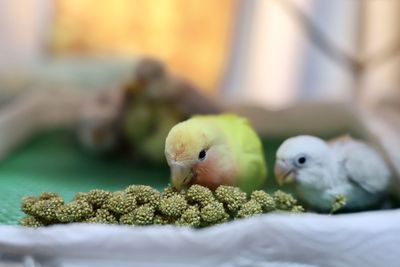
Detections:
[276, 0, 360, 71]
[276, 0, 400, 71]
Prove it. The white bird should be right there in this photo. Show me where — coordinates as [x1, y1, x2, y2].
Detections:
[274, 135, 391, 211]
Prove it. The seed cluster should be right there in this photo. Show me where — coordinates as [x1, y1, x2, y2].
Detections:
[20, 185, 303, 228]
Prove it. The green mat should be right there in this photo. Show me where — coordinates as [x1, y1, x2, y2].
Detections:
[0, 130, 284, 225]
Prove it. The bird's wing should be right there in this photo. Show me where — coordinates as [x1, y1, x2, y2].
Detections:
[330, 137, 390, 194]
[207, 114, 267, 192]
[218, 114, 262, 155]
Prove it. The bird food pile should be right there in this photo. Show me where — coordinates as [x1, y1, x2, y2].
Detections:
[20, 185, 304, 228]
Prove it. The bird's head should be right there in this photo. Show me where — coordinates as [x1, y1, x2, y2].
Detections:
[274, 135, 330, 186]
[135, 58, 166, 85]
[165, 119, 217, 191]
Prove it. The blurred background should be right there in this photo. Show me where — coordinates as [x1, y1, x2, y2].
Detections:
[2, 0, 400, 106]
[0, 0, 400, 224]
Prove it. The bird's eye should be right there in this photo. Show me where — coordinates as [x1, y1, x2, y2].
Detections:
[198, 149, 207, 160]
[297, 156, 306, 165]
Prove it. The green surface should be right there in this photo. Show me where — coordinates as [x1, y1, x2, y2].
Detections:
[0, 130, 170, 224]
[0, 130, 284, 225]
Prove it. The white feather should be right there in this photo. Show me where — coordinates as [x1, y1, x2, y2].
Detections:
[276, 135, 391, 211]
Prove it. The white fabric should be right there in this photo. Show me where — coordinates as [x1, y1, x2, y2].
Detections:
[0, 210, 399, 267]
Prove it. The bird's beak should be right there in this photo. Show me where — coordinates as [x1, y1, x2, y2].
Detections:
[170, 163, 195, 191]
[274, 159, 295, 186]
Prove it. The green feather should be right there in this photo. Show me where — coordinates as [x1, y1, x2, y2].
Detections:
[186, 114, 267, 192]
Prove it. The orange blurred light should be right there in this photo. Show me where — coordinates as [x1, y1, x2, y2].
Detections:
[51, 0, 236, 94]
